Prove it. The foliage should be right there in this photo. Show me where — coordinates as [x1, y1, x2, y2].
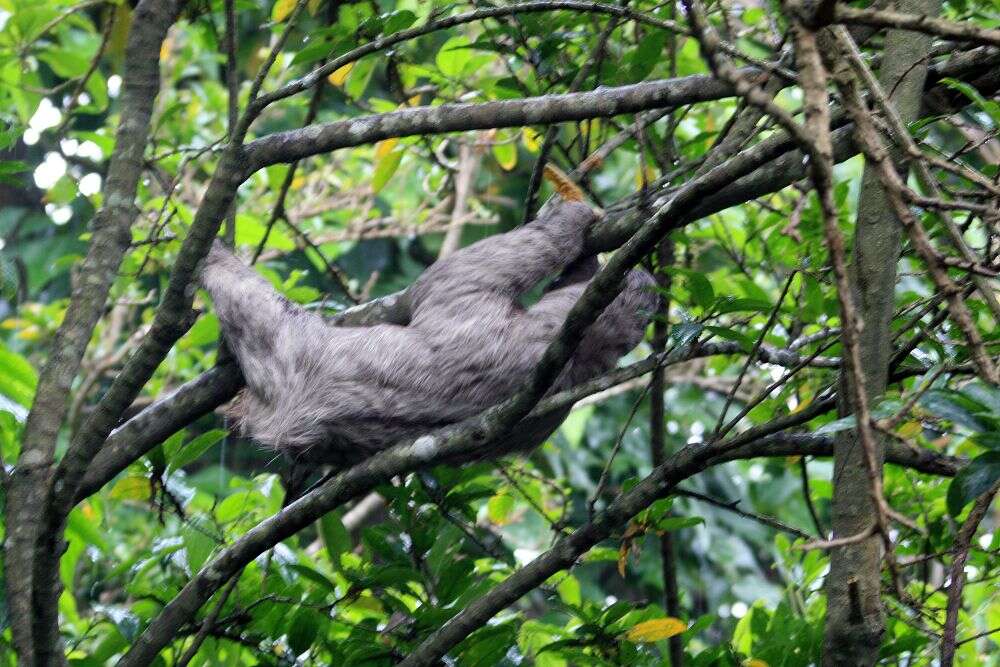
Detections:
[0, 0, 998, 664]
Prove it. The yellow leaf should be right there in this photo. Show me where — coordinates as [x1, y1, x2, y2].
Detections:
[635, 163, 657, 189]
[625, 617, 687, 643]
[290, 175, 306, 190]
[159, 35, 172, 62]
[523, 127, 541, 152]
[272, 0, 297, 23]
[898, 421, 922, 439]
[375, 138, 399, 159]
[617, 541, 629, 578]
[327, 63, 354, 86]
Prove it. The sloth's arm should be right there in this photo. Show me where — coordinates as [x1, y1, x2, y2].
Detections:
[408, 200, 597, 322]
[527, 266, 658, 390]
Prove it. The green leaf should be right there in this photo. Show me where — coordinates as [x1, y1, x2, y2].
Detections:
[319, 510, 350, 567]
[40, 46, 94, 78]
[47, 175, 77, 205]
[383, 9, 416, 34]
[492, 140, 517, 171]
[670, 321, 703, 348]
[215, 490, 262, 523]
[169, 429, 226, 471]
[972, 432, 1000, 450]
[630, 30, 667, 80]
[0, 343, 37, 408]
[743, 7, 765, 24]
[653, 516, 704, 532]
[555, 574, 581, 607]
[801, 274, 825, 320]
[233, 212, 295, 252]
[560, 404, 593, 447]
[487, 491, 515, 524]
[67, 507, 110, 552]
[815, 415, 856, 435]
[372, 149, 403, 192]
[286, 607, 320, 654]
[436, 36, 472, 77]
[939, 77, 1000, 128]
[947, 452, 1000, 516]
[0, 128, 23, 151]
[0, 160, 28, 176]
[704, 325, 753, 350]
[288, 563, 338, 593]
[920, 390, 985, 431]
[960, 381, 1000, 414]
[714, 297, 772, 314]
[183, 522, 216, 573]
[683, 270, 714, 309]
[180, 314, 219, 348]
[344, 56, 377, 98]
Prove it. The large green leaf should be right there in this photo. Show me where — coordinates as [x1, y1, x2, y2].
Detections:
[948, 452, 1000, 516]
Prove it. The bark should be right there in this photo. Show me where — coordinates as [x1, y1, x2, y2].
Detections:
[31, 145, 245, 665]
[650, 240, 684, 667]
[244, 73, 741, 170]
[940, 482, 1000, 666]
[4, 2, 183, 664]
[822, 1, 939, 663]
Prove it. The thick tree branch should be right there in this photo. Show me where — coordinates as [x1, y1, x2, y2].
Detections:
[7, 2, 184, 664]
[243, 73, 743, 171]
[834, 5, 1000, 47]
[823, 8, 940, 660]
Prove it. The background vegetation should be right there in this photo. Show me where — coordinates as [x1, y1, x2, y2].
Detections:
[0, 0, 998, 665]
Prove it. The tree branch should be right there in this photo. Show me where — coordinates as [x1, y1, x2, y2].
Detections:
[834, 5, 1000, 48]
[243, 73, 743, 171]
[8, 2, 184, 663]
[940, 482, 1000, 666]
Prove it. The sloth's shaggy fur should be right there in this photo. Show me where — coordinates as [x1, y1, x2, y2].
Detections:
[199, 201, 656, 466]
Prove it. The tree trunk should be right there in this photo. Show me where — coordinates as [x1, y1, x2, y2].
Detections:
[822, 1, 939, 663]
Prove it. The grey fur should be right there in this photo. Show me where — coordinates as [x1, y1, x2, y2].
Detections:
[199, 201, 657, 466]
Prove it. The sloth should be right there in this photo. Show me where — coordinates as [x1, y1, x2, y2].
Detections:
[199, 200, 657, 467]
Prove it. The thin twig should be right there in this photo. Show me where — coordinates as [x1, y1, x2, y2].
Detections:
[940, 481, 1000, 666]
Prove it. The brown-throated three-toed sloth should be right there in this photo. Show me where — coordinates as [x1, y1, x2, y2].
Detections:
[199, 201, 657, 467]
